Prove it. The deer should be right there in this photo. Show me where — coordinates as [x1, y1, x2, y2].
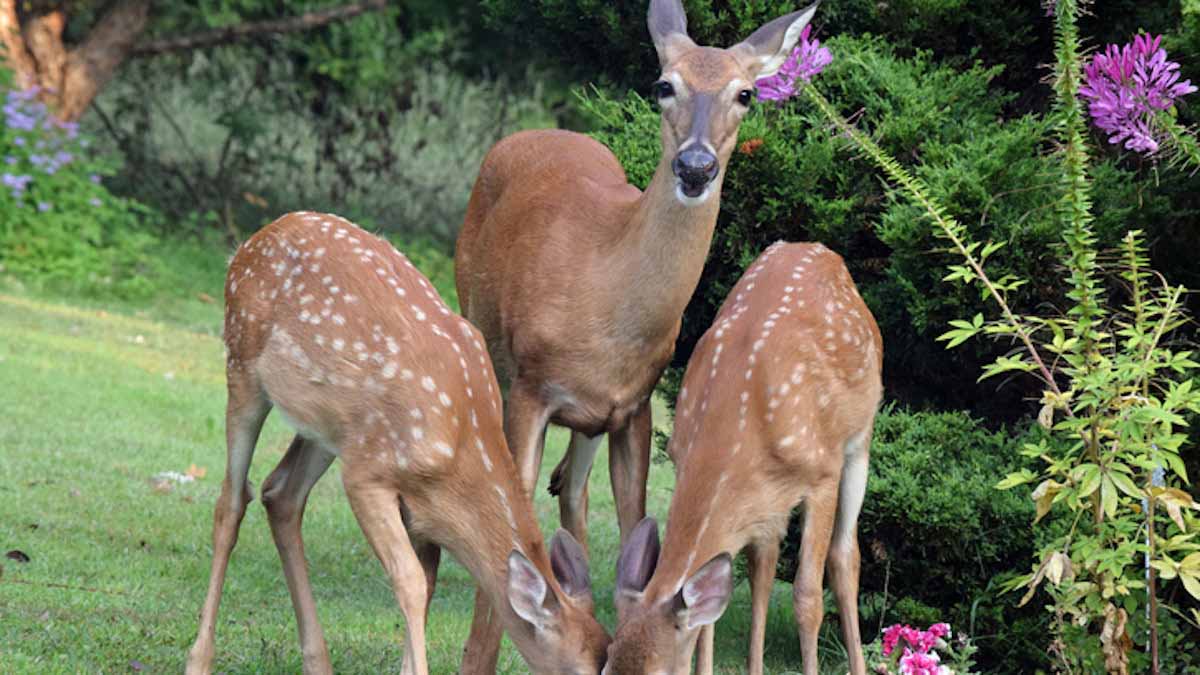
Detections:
[454, 1, 821, 669]
[184, 212, 611, 675]
[604, 241, 882, 675]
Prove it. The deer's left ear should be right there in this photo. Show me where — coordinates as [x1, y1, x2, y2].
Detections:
[733, 1, 820, 79]
[674, 552, 733, 630]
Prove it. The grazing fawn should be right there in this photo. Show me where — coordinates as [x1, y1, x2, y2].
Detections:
[606, 242, 882, 675]
[185, 212, 610, 675]
[454, 1, 820, 668]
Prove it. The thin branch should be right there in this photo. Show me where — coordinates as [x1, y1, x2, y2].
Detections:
[131, 0, 388, 57]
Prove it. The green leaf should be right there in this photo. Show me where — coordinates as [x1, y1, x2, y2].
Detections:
[996, 469, 1037, 490]
[1108, 470, 1142, 500]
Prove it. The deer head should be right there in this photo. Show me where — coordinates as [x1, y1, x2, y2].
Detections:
[602, 518, 733, 674]
[507, 529, 611, 674]
[647, 0, 820, 205]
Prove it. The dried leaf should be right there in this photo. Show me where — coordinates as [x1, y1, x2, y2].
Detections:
[1038, 402, 1055, 430]
[1100, 603, 1131, 675]
[5, 549, 30, 563]
[186, 464, 207, 480]
[738, 138, 764, 155]
[1032, 479, 1062, 523]
[196, 292, 215, 304]
[1046, 551, 1073, 587]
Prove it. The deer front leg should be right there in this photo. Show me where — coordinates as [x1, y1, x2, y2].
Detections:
[461, 380, 551, 675]
[550, 431, 604, 556]
[343, 479, 431, 675]
[260, 435, 336, 675]
[186, 386, 270, 675]
[609, 401, 651, 540]
[747, 538, 781, 675]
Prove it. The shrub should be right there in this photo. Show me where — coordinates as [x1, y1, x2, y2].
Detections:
[582, 34, 1186, 417]
[772, 408, 1050, 672]
[0, 72, 161, 300]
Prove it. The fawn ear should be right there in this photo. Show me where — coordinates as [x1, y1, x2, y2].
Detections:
[675, 553, 733, 630]
[733, 2, 820, 79]
[648, 0, 696, 67]
[550, 528, 592, 601]
[507, 550, 556, 630]
[616, 517, 661, 598]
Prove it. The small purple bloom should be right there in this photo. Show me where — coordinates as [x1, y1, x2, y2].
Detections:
[37, 201, 51, 212]
[90, 174, 101, 184]
[89, 197, 102, 207]
[756, 25, 833, 102]
[1080, 34, 1197, 154]
[13, 136, 25, 147]
[2, 172, 32, 196]
[4, 156, 15, 165]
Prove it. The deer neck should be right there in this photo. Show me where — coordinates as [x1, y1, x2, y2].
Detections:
[433, 477, 559, 656]
[612, 156, 724, 340]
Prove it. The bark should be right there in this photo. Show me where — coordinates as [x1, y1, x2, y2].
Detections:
[0, 0, 38, 89]
[1, 1, 388, 122]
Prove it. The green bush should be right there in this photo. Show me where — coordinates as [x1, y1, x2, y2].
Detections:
[0, 72, 163, 300]
[581, 34, 1188, 417]
[774, 408, 1050, 672]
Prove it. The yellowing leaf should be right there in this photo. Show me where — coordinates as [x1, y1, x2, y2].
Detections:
[1180, 571, 1200, 601]
[1032, 479, 1062, 523]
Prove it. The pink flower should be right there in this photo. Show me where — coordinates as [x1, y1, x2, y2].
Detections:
[898, 648, 948, 675]
[756, 25, 833, 102]
[1079, 34, 1197, 154]
[928, 622, 951, 639]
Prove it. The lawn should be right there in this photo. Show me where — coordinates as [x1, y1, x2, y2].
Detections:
[0, 290, 844, 673]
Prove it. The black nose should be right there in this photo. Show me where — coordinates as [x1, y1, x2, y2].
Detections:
[672, 148, 718, 188]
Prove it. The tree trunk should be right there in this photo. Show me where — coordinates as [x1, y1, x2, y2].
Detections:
[0, 0, 151, 122]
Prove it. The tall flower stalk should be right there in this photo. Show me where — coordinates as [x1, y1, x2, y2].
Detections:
[757, 2, 1200, 672]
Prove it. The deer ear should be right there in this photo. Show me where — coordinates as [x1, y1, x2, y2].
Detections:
[616, 517, 660, 596]
[733, 1, 820, 79]
[507, 550, 555, 629]
[675, 553, 733, 630]
[648, 0, 696, 67]
[550, 529, 592, 600]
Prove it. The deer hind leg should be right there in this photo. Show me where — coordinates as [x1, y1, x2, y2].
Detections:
[343, 479, 430, 675]
[827, 433, 870, 675]
[608, 401, 652, 540]
[400, 500, 442, 624]
[186, 379, 271, 675]
[260, 435, 336, 675]
[747, 538, 781, 675]
[549, 431, 603, 556]
[792, 482, 839, 675]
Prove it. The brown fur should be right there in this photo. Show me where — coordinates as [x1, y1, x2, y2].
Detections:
[185, 212, 609, 675]
[608, 243, 882, 675]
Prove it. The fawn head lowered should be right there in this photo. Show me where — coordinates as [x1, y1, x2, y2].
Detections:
[603, 518, 733, 674]
[648, 0, 819, 205]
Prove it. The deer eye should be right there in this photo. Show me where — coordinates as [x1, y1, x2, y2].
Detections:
[651, 80, 675, 100]
[738, 89, 754, 106]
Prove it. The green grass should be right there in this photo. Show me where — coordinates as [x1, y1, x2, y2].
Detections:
[0, 290, 847, 673]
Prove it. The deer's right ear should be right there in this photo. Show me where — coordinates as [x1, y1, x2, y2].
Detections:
[648, 0, 696, 67]
[507, 550, 554, 630]
[615, 517, 660, 598]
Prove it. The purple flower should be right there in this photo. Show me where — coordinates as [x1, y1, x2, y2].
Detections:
[37, 201, 51, 212]
[89, 174, 101, 184]
[1080, 34, 1197, 154]
[2, 172, 32, 197]
[89, 197, 102, 207]
[756, 25, 833, 102]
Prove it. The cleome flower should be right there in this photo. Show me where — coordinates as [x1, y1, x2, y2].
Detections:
[756, 25, 832, 102]
[1079, 34, 1197, 154]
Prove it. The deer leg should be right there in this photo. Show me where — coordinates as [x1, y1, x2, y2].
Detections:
[827, 438, 870, 675]
[747, 538, 781, 675]
[461, 380, 550, 675]
[609, 401, 651, 540]
[343, 479, 430, 675]
[695, 625, 715, 675]
[260, 435, 336, 675]
[792, 483, 838, 675]
[186, 384, 270, 675]
[550, 431, 603, 556]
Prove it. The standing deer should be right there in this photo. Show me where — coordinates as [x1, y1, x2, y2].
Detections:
[454, 1, 820, 669]
[185, 212, 610, 675]
[605, 242, 882, 675]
